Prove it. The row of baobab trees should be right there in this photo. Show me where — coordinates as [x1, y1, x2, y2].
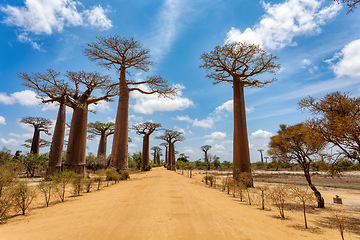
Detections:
[19, 35, 282, 183]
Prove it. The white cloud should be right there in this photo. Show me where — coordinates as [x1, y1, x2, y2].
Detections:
[131, 84, 193, 114]
[215, 100, 254, 114]
[214, 144, 225, 150]
[129, 115, 143, 125]
[204, 139, 214, 145]
[205, 131, 227, 139]
[330, 39, 360, 77]
[174, 115, 193, 123]
[193, 117, 214, 129]
[0, 138, 19, 146]
[88, 101, 111, 113]
[84, 5, 112, 30]
[0, 90, 40, 106]
[226, 0, 341, 50]
[250, 129, 273, 139]
[1, 0, 112, 48]
[0, 116, 5, 125]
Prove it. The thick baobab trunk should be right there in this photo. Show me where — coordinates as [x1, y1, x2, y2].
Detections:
[164, 146, 168, 168]
[204, 150, 210, 170]
[233, 78, 252, 185]
[153, 150, 157, 164]
[141, 134, 150, 171]
[111, 67, 129, 170]
[31, 126, 40, 154]
[157, 153, 160, 165]
[303, 164, 324, 208]
[64, 104, 88, 173]
[47, 97, 66, 175]
[171, 142, 176, 171]
[97, 132, 107, 158]
[167, 142, 173, 170]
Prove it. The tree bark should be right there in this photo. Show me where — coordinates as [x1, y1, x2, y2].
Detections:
[31, 126, 40, 154]
[167, 142, 173, 170]
[64, 104, 88, 173]
[47, 96, 66, 175]
[141, 134, 150, 171]
[233, 77, 252, 186]
[153, 150, 157, 165]
[110, 66, 129, 170]
[303, 163, 324, 208]
[171, 142, 176, 171]
[97, 132, 107, 158]
[165, 146, 168, 167]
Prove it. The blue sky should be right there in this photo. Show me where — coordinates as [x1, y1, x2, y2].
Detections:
[1, 0, 360, 163]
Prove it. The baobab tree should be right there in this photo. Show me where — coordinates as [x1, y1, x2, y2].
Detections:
[200, 42, 280, 183]
[20, 117, 52, 154]
[20, 69, 72, 175]
[87, 121, 115, 158]
[84, 36, 177, 170]
[64, 71, 115, 173]
[201, 145, 212, 170]
[131, 122, 161, 171]
[23, 139, 50, 149]
[156, 130, 185, 170]
[160, 142, 169, 167]
[258, 149, 264, 164]
[151, 146, 162, 165]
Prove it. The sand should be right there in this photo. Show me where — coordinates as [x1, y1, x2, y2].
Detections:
[0, 167, 359, 240]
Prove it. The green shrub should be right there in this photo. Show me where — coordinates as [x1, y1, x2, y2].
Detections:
[83, 177, 94, 193]
[11, 181, 36, 215]
[38, 179, 54, 207]
[120, 171, 130, 180]
[144, 164, 152, 171]
[52, 170, 75, 202]
[72, 174, 84, 196]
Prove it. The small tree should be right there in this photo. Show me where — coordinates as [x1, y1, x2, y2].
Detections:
[72, 173, 84, 196]
[200, 42, 280, 183]
[329, 210, 349, 240]
[268, 123, 326, 208]
[52, 170, 74, 202]
[258, 185, 269, 210]
[21, 152, 48, 177]
[290, 186, 316, 229]
[269, 185, 289, 219]
[38, 179, 54, 207]
[201, 145, 212, 170]
[11, 181, 37, 215]
[83, 177, 94, 193]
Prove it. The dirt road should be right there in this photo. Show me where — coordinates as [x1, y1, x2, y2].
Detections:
[0, 168, 357, 239]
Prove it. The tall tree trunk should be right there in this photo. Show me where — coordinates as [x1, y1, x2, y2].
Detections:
[153, 150, 157, 164]
[97, 132, 107, 158]
[141, 134, 150, 171]
[31, 127, 40, 154]
[233, 78, 252, 186]
[303, 163, 324, 208]
[171, 142, 176, 171]
[157, 153, 160, 165]
[111, 66, 129, 170]
[165, 146, 168, 168]
[167, 142, 173, 170]
[64, 104, 88, 173]
[47, 97, 66, 175]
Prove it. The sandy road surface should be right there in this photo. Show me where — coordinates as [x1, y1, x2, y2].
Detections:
[0, 168, 357, 240]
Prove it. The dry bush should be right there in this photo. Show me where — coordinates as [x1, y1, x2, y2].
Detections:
[269, 185, 289, 219]
[94, 176, 103, 190]
[11, 181, 37, 215]
[0, 166, 18, 220]
[221, 176, 228, 192]
[257, 185, 269, 210]
[226, 177, 234, 195]
[52, 170, 75, 202]
[72, 173, 84, 196]
[329, 210, 349, 240]
[290, 186, 316, 229]
[38, 179, 54, 207]
[83, 177, 94, 193]
[239, 173, 252, 205]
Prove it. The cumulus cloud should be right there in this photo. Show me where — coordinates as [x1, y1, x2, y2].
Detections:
[0, 116, 5, 125]
[329, 39, 360, 77]
[205, 131, 227, 139]
[131, 84, 193, 114]
[250, 129, 273, 139]
[88, 101, 111, 113]
[225, 0, 341, 50]
[215, 100, 254, 114]
[0, 90, 40, 106]
[193, 117, 214, 129]
[174, 115, 193, 122]
[0, 138, 19, 146]
[214, 144, 225, 150]
[1, 0, 112, 49]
